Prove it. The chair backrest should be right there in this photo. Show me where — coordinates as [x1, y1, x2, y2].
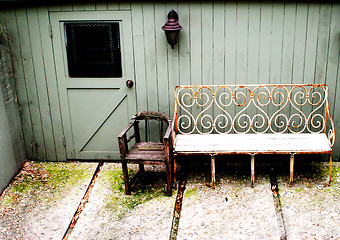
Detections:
[132, 111, 171, 142]
[132, 111, 170, 123]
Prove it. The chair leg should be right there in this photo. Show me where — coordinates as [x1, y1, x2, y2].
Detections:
[122, 159, 131, 195]
[165, 159, 172, 196]
[211, 154, 216, 188]
[173, 155, 177, 186]
[170, 154, 175, 191]
[171, 155, 175, 188]
[328, 153, 333, 186]
[251, 154, 255, 188]
[139, 163, 145, 173]
[289, 153, 295, 187]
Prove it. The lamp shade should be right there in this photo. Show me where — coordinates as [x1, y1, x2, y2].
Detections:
[162, 10, 182, 49]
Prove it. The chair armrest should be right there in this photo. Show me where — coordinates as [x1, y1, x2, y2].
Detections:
[118, 122, 135, 160]
[164, 122, 172, 142]
[164, 122, 173, 162]
[118, 122, 134, 139]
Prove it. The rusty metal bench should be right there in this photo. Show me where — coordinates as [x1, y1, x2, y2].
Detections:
[172, 84, 335, 187]
[118, 111, 173, 196]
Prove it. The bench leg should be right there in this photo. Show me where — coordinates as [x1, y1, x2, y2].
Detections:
[171, 155, 175, 188]
[251, 154, 255, 188]
[328, 153, 333, 186]
[289, 153, 295, 187]
[211, 154, 216, 188]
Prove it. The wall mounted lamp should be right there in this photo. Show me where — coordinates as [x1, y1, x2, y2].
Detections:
[162, 10, 182, 49]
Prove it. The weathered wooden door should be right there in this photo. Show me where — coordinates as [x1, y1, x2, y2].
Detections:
[50, 11, 136, 160]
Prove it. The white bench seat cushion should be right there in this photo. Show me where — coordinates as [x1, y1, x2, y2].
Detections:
[174, 133, 331, 154]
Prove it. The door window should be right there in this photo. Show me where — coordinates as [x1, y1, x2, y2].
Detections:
[64, 21, 122, 78]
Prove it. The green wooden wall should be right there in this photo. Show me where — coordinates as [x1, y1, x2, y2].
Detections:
[0, 1, 339, 161]
[0, 45, 25, 192]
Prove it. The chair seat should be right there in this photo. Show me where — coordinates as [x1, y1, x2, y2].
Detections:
[126, 142, 166, 162]
[174, 133, 332, 154]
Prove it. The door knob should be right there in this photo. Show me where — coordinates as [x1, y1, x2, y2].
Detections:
[126, 80, 134, 88]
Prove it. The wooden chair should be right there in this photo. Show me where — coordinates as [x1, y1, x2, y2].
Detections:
[118, 111, 174, 196]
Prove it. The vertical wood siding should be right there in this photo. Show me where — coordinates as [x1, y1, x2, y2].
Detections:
[1, 1, 339, 160]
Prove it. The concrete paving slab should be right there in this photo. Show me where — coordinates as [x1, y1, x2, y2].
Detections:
[0, 159, 338, 240]
[177, 161, 280, 240]
[69, 163, 176, 240]
[0, 161, 98, 240]
[278, 161, 340, 239]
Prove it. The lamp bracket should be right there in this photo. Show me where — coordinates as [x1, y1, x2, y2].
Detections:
[168, 10, 179, 21]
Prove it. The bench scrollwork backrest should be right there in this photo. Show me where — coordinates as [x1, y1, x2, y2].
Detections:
[173, 84, 335, 147]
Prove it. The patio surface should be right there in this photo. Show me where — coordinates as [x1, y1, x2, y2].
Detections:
[0, 157, 339, 240]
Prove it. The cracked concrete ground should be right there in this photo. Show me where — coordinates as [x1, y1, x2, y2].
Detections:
[0, 159, 339, 240]
[0, 162, 98, 239]
[177, 175, 280, 239]
[278, 161, 340, 239]
[69, 163, 176, 240]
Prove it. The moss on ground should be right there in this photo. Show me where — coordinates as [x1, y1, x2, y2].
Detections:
[277, 162, 340, 195]
[100, 165, 172, 220]
[183, 187, 197, 198]
[0, 161, 94, 205]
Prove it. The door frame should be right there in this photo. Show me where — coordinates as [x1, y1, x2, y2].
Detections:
[49, 11, 136, 159]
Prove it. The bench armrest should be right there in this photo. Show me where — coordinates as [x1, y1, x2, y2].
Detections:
[326, 107, 335, 147]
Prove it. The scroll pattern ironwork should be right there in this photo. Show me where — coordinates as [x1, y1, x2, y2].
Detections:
[174, 84, 335, 146]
